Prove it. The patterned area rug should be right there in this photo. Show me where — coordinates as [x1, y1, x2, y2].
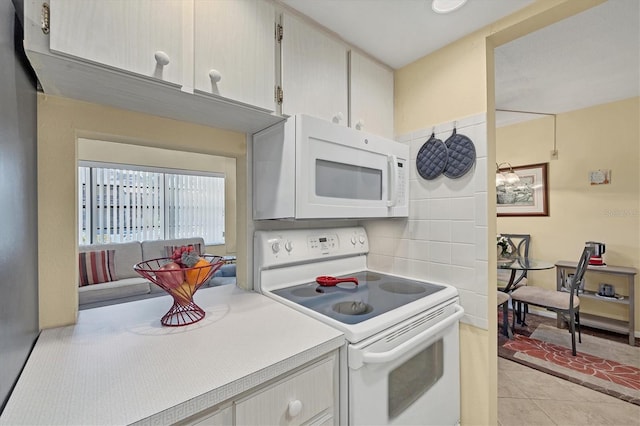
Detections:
[498, 311, 640, 406]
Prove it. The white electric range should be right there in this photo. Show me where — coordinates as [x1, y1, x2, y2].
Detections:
[254, 227, 463, 426]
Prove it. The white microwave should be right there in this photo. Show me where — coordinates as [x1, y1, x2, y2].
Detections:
[253, 114, 409, 220]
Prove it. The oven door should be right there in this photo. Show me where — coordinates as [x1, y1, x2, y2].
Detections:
[348, 304, 463, 426]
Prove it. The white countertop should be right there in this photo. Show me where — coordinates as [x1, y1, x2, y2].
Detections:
[0, 286, 344, 425]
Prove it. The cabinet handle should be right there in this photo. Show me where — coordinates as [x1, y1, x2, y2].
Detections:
[208, 69, 222, 83]
[355, 120, 365, 130]
[287, 399, 303, 418]
[154, 51, 171, 66]
[332, 112, 344, 124]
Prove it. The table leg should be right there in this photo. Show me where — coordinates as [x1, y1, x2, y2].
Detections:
[629, 274, 635, 346]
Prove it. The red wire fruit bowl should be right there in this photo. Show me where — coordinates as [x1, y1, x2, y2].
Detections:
[134, 255, 225, 327]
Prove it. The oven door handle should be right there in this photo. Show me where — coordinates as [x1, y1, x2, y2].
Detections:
[355, 305, 464, 368]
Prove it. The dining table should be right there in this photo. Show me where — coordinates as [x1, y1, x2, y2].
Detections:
[497, 257, 555, 336]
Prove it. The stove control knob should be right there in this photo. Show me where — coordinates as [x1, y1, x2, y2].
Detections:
[284, 241, 293, 252]
[287, 399, 303, 418]
[351, 236, 357, 245]
[358, 235, 366, 244]
[271, 242, 280, 254]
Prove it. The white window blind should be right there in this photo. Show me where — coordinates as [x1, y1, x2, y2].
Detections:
[79, 165, 225, 246]
[165, 174, 225, 244]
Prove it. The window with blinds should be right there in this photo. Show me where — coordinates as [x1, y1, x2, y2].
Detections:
[78, 165, 225, 246]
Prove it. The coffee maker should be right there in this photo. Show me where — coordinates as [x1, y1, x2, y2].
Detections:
[585, 241, 606, 265]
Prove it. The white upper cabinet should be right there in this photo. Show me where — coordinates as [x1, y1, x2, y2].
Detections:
[349, 51, 394, 139]
[280, 12, 348, 125]
[49, 0, 185, 85]
[194, 0, 276, 112]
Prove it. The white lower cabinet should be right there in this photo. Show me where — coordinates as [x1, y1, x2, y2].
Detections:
[180, 351, 337, 426]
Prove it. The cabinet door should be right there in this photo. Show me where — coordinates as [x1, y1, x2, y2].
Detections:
[350, 51, 394, 139]
[281, 12, 348, 125]
[49, 0, 184, 85]
[194, 0, 276, 111]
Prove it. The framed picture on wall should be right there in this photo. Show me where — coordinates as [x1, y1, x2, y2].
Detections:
[497, 162, 549, 217]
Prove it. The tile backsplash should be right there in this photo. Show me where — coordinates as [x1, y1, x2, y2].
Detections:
[363, 113, 489, 330]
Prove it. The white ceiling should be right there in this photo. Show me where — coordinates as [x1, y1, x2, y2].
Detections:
[495, 0, 640, 125]
[280, 0, 640, 126]
[280, 0, 534, 69]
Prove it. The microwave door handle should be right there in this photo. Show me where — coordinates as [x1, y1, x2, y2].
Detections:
[359, 305, 464, 366]
[387, 155, 398, 207]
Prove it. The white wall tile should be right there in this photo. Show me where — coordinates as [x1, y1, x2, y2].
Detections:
[407, 239, 429, 261]
[409, 198, 430, 220]
[475, 260, 488, 296]
[428, 262, 451, 285]
[450, 197, 475, 220]
[451, 220, 474, 243]
[451, 243, 475, 268]
[445, 168, 475, 196]
[429, 220, 451, 242]
[474, 192, 487, 226]
[428, 241, 451, 263]
[475, 226, 488, 261]
[428, 198, 452, 219]
[449, 265, 476, 290]
[474, 157, 487, 193]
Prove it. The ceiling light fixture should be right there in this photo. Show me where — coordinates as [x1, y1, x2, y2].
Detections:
[496, 163, 520, 187]
[431, 0, 468, 14]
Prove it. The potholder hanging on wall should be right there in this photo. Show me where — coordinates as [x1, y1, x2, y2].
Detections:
[416, 132, 448, 180]
[443, 128, 476, 179]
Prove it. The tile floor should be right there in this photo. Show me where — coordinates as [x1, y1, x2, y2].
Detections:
[498, 357, 640, 425]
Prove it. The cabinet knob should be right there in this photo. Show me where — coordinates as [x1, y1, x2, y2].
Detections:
[287, 399, 303, 418]
[154, 51, 170, 66]
[332, 112, 344, 124]
[355, 120, 365, 130]
[209, 69, 222, 83]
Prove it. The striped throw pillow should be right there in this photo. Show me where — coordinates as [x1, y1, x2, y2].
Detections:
[79, 250, 117, 286]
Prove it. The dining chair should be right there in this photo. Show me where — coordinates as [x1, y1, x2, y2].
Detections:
[510, 246, 593, 356]
[497, 234, 531, 292]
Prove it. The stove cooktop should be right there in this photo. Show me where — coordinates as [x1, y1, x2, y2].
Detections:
[272, 271, 446, 325]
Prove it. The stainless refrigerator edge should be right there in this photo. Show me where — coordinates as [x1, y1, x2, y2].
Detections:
[0, 0, 40, 412]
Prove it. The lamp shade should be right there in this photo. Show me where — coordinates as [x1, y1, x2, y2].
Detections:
[504, 172, 520, 184]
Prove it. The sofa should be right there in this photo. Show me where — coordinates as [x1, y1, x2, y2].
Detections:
[78, 237, 234, 309]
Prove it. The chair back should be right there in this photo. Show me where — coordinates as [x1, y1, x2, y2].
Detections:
[497, 234, 532, 289]
[569, 246, 594, 296]
[501, 234, 531, 258]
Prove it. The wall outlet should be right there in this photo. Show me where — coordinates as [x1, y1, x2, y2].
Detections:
[550, 149, 559, 160]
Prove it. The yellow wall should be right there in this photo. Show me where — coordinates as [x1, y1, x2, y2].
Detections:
[394, 1, 604, 424]
[38, 94, 247, 329]
[497, 97, 640, 326]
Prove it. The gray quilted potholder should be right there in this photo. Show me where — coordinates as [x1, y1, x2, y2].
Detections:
[416, 133, 448, 180]
[443, 129, 476, 179]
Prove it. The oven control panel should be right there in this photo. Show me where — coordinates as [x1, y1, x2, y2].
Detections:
[255, 227, 369, 269]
